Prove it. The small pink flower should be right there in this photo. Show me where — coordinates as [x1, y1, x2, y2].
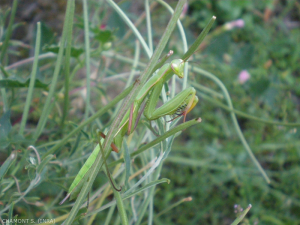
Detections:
[238, 70, 250, 84]
[224, 19, 245, 30]
[100, 24, 106, 30]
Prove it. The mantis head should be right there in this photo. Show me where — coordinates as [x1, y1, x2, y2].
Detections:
[170, 59, 185, 78]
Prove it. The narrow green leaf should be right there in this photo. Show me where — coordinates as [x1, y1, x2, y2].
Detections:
[69, 169, 92, 201]
[123, 141, 131, 190]
[19, 22, 42, 135]
[43, 45, 84, 58]
[0, 151, 17, 180]
[8, 202, 14, 220]
[0, 0, 18, 63]
[0, 110, 12, 149]
[85, 178, 170, 217]
[37, 155, 54, 174]
[230, 204, 252, 225]
[0, 77, 48, 89]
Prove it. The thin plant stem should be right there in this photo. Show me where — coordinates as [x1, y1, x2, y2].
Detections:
[61, 0, 75, 129]
[156, 197, 192, 218]
[145, 0, 153, 55]
[19, 22, 41, 135]
[42, 85, 133, 159]
[198, 91, 300, 127]
[105, 0, 151, 58]
[83, 0, 92, 124]
[33, 0, 75, 140]
[181, 16, 216, 61]
[87, 164, 121, 225]
[108, 118, 201, 168]
[0, 0, 18, 63]
[156, 0, 188, 89]
[0, 0, 18, 112]
[126, 41, 140, 89]
[192, 66, 271, 183]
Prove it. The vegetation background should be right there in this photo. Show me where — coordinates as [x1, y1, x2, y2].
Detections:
[0, 0, 299, 224]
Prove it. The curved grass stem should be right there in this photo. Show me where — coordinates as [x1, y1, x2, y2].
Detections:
[192, 66, 271, 183]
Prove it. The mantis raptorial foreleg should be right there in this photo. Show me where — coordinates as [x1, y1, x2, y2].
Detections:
[114, 58, 199, 150]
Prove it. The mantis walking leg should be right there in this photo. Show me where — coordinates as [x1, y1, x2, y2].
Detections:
[97, 131, 122, 192]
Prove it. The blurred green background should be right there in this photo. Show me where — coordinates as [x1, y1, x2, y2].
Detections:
[0, 0, 300, 224]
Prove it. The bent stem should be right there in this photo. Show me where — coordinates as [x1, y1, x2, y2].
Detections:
[192, 66, 271, 183]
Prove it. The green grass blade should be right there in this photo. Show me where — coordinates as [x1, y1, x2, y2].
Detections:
[82, 0, 92, 124]
[0, 0, 18, 63]
[19, 22, 41, 135]
[191, 66, 271, 183]
[108, 118, 201, 168]
[85, 178, 170, 217]
[198, 91, 300, 127]
[61, 0, 75, 129]
[42, 85, 133, 159]
[156, 0, 188, 89]
[230, 204, 252, 225]
[145, 0, 153, 55]
[123, 140, 131, 190]
[33, 0, 75, 140]
[181, 16, 216, 61]
[105, 0, 151, 58]
[0, 151, 17, 180]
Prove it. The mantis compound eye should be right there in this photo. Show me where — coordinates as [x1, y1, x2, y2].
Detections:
[170, 59, 185, 78]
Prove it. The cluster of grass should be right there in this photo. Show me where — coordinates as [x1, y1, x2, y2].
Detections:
[0, 0, 299, 224]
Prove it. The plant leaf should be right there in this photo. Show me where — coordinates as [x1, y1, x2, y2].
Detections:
[0, 77, 48, 89]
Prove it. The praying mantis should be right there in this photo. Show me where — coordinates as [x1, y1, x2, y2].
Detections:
[59, 15, 217, 206]
[59, 56, 199, 205]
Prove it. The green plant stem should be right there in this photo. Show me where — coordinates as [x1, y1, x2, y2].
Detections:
[0, 0, 18, 112]
[104, 205, 116, 225]
[156, 0, 188, 89]
[105, 0, 151, 58]
[198, 92, 300, 127]
[33, 0, 75, 140]
[126, 41, 140, 88]
[61, 0, 75, 129]
[42, 85, 133, 159]
[192, 66, 271, 183]
[155, 196, 192, 218]
[83, 0, 92, 123]
[113, 189, 129, 225]
[19, 22, 41, 135]
[181, 16, 216, 61]
[108, 118, 201, 168]
[145, 0, 153, 55]
[0, 0, 18, 63]
[135, 163, 162, 225]
[230, 204, 252, 225]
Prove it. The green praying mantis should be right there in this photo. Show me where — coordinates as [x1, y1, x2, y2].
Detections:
[59, 55, 199, 205]
[59, 15, 217, 206]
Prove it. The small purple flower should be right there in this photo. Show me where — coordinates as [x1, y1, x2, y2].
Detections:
[224, 19, 245, 30]
[238, 70, 250, 84]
